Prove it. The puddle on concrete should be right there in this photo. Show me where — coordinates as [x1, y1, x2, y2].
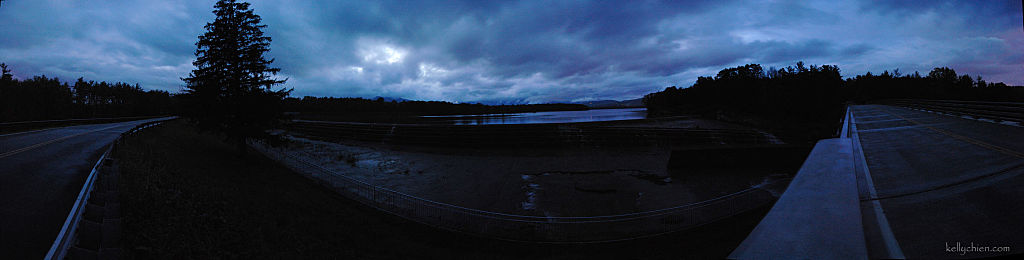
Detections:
[520, 174, 540, 210]
[626, 172, 672, 185]
[516, 169, 673, 214]
[573, 186, 617, 194]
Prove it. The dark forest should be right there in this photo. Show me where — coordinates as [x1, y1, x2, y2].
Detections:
[0, 63, 174, 122]
[643, 62, 1024, 142]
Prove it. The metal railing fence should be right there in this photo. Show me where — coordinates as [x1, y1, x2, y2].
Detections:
[0, 115, 168, 133]
[288, 120, 775, 148]
[250, 141, 786, 243]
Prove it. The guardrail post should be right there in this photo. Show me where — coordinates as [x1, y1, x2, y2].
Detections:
[46, 117, 175, 260]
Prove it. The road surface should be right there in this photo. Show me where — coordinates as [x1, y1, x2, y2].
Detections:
[852, 105, 1024, 258]
[0, 118, 168, 258]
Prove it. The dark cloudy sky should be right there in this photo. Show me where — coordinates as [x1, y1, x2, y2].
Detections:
[1, 1, 1021, 103]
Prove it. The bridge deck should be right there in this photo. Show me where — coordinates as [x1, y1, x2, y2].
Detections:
[852, 104, 1024, 258]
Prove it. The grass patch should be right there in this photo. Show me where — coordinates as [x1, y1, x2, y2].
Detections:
[117, 120, 770, 259]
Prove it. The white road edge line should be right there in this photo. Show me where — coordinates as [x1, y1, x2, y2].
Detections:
[851, 107, 905, 259]
[0, 117, 164, 137]
[0, 120, 126, 138]
[0, 126, 67, 137]
[907, 107, 1022, 128]
[0, 124, 124, 159]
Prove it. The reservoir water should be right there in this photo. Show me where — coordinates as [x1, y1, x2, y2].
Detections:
[421, 107, 647, 125]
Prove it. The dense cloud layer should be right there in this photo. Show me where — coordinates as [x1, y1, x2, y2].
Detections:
[1, 0, 1021, 103]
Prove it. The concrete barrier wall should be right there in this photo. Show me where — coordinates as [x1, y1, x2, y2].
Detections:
[728, 138, 867, 259]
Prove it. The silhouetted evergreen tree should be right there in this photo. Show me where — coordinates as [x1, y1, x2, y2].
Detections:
[0, 63, 12, 82]
[182, 0, 290, 152]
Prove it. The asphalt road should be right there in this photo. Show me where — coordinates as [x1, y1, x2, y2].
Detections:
[0, 118, 169, 258]
[852, 105, 1024, 258]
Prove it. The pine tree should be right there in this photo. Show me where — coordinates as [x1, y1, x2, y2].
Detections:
[182, 0, 290, 154]
[0, 63, 12, 82]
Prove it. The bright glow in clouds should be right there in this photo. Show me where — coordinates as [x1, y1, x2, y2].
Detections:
[0, 0, 1020, 104]
[357, 38, 406, 65]
[418, 63, 448, 78]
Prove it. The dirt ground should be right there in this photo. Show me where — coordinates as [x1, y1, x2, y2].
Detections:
[117, 120, 777, 259]
[274, 121, 787, 217]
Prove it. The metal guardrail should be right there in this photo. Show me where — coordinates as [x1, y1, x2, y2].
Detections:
[0, 115, 168, 133]
[883, 99, 1024, 123]
[45, 118, 176, 260]
[250, 140, 787, 243]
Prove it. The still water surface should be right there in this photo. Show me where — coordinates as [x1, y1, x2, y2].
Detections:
[421, 107, 647, 125]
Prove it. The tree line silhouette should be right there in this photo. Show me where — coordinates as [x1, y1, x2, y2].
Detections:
[643, 62, 1023, 143]
[284, 96, 588, 123]
[0, 63, 174, 122]
[0, 60, 585, 125]
[845, 67, 1022, 103]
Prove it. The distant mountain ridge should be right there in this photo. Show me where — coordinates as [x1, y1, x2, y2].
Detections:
[576, 98, 644, 109]
[372, 96, 410, 102]
[370, 96, 646, 108]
